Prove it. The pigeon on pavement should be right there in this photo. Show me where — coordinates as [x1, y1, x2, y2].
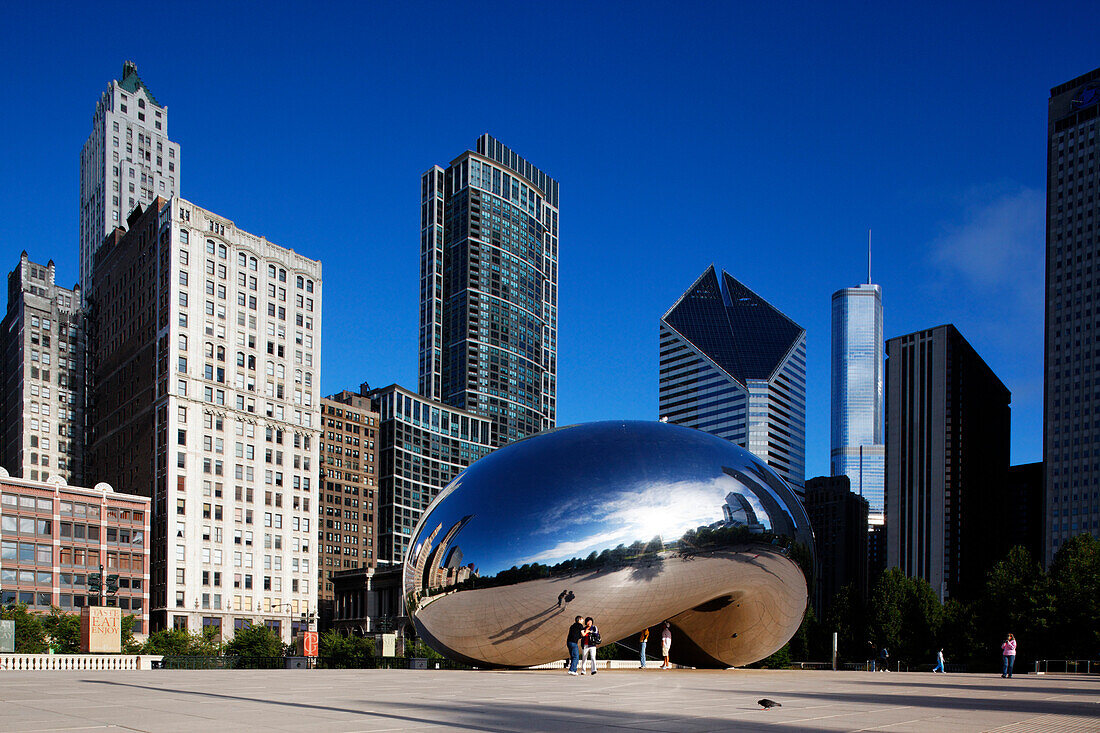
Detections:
[757, 698, 782, 710]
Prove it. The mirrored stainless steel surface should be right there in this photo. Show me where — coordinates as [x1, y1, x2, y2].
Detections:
[403, 420, 814, 668]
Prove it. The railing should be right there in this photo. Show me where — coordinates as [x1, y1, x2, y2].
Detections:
[316, 656, 462, 670]
[1034, 660, 1100, 675]
[840, 661, 913, 672]
[527, 659, 692, 670]
[158, 656, 291, 669]
[0, 654, 163, 671]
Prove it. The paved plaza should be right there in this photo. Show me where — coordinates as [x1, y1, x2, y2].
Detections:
[1, 668, 1098, 732]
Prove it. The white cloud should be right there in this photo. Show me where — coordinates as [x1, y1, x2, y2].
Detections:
[932, 187, 1044, 300]
[517, 476, 734, 565]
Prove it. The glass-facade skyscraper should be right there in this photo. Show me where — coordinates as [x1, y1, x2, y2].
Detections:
[659, 266, 806, 487]
[419, 135, 559, 447]
[830, 282, 885, 523]
[1044, 66, 1100, 564]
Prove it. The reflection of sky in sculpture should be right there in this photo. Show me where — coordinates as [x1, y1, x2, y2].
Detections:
[407, 420, 811, 580]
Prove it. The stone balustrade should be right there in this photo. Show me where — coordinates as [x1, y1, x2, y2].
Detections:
[0, 654, 163, 671]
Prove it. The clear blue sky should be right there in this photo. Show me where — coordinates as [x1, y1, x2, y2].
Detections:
[1, 2, 1094, 477]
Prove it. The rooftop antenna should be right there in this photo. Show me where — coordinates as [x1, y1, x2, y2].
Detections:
[867, 229, 872, 285]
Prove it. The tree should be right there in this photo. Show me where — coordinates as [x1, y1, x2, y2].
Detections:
[225, 623, 282, 659]
[752, 642, 792, 669]
[142, 628, 221, 656]
[977, 545, 1052, 668]
[121, 615, 142, 654]
[867, 569, 942, 665]
[42, 607, 81, 653]
[1048, 534, 1100, 659]
[868, 568, 906, 654]
[824, 583, 869, 664]
[319, 632, 375, 668]
[1, 603, 47, 653]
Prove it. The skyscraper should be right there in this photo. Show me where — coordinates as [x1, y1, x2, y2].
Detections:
[831, 275, 884, 523]
[79, 62, 180, 295]
[87, 196, 321, 639]
[418, 135, 558, 447]
[886, 325, 1010, 601]
[1043, 66, 1100, 564]
[659, 266, 807, 487]
[317, 393, 380, 606]
[1, 254, 85, 485]
[364, 384, 493, 565]
[804, 474, 869, 615]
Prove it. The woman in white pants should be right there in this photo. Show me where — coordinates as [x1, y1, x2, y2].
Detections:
[580, 617, 600, 675]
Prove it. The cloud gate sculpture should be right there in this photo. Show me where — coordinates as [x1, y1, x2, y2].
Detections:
[403, 420, 814, 668]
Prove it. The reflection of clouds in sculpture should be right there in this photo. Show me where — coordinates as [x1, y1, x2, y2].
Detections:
[520, 476, 733, 564]
[404, 420, 814, 669]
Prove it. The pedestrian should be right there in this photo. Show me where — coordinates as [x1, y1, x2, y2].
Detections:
[867, 640, 877, 672]
[639, 627, 649, 668]
[1001, 633, 1017, 678]
[557, 590, 567, 608]
[565, 615, 583, 676]
[878, 645, 890, 672]
[580, 617, 600, 675]
[932, 648, 946, 673]
[660, 621, 672, 669]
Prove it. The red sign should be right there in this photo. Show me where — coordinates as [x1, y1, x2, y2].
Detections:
[303, 631, 318, 657]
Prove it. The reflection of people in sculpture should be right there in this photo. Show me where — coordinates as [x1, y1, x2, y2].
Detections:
[564, 590, 575, 603]
[557, 590, 567, 607]
[660, 621, 672, 669]
[565, 615, 584, 676]
[580, 616, 600, 675]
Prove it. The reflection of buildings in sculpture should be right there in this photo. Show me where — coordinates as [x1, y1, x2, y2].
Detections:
[722, 465, 797, 539]
[721, 492, 766, 533]
[409, 522, 443, 600]
[417, 515, 475, 593]
[420, 512, 473, 589]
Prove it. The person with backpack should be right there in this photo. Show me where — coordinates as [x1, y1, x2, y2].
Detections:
[878, 646, 890, 672]
[565, 615, 584, 676]
[580, 617, 601, 675]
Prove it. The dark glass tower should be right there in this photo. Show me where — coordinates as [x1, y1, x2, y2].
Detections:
[1044, 67, 1100, 564]
[886, 325, 1010, 600]
[419, 135, 559, 447]
[659, 266, 806, 486]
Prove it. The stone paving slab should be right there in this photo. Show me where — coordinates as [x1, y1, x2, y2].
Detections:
[0, 668, 1097, 732]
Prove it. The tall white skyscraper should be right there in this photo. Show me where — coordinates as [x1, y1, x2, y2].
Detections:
[79, 61, 180, 295]
[88, 196, 321, 639]
[830, 267, 885, 524]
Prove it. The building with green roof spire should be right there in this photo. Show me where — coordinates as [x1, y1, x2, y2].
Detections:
[79, 62, 180, 296]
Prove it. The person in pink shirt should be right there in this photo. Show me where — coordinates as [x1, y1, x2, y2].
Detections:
[1001, 633, 1017, 678]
